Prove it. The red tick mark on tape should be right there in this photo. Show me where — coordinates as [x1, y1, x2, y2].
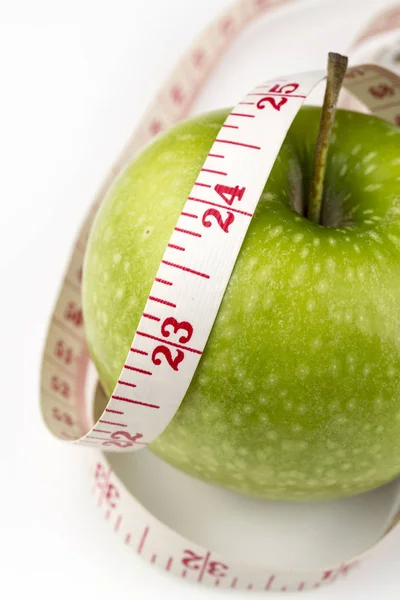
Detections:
[106, 407, 125, 414]
[117, 379, 136, 389]
[174, 227, 202, 237]
[149, 295, 177, 308]
[112, 395, 160, 409]
[215, 139, 261, 150]
[99, 419, 127, 427]
[130, 348, 148, 356]
[168, 243, 185, 251]
[230, 112, 255, 118]
[194, 182, 211, 188]
[201, 168, 227, 176]
[161, 260, 210, 279]
[138, 526, 149, 554]
[180, 212, 198, 219]
[124, 365, 153, 375]
[155, 277, 173, 285]
[143, 313, 161, 322]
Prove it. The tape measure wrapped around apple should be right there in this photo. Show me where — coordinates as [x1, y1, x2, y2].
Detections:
[40, 0, 400, 593]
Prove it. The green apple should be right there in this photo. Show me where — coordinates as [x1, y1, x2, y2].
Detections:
[83, 105, 400, 501]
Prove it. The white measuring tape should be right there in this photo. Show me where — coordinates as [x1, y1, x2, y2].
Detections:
[40, 0, 400, 592]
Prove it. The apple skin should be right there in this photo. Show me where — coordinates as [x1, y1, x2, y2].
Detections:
[83, 106, 400, 501]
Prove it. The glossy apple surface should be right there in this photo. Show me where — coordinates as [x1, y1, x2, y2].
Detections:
[83, 106, 400, 500]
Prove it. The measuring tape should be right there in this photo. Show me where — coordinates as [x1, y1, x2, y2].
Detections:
[40, 0, 400, 592]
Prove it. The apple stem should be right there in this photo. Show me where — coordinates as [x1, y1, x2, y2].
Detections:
[307, 52, 348, 225]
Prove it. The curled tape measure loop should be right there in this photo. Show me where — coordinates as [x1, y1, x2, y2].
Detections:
[40, 0, 400, 592]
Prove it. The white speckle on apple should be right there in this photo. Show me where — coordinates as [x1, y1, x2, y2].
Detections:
[363, 209, 374, 214]
[124, 261, 130, 272]
[375, 425, 384, 435]
[293, 233, 304, 243]
[329, 401, 339, 412]
[262, 292, 274, 310]
[306, 298, 316, 312]
[296, 364, 310, 380]
[364, 164, 376, 175]
[391, 157, 400, 165]
[312, 337, 322, 350]
[341, 463, 352, 471]
[388, 234, 400, 247]
[259, 414, 269, 424]
[103, 271, 109, 282]
[357, 267, 365, 280]
[113, 252, 122, 264]
[375, 396, 384, 408]
[364, 219, 374, 225]
[300, 246, 309, 259]
[329, 360, 340, 376]
[267, 430, 278, 442]
[315, 279, 328, 294]
[339, 164, 347, 177]
[292, 423, 303, 433]
[297, 440, 309, 451]
[284, 400, 293, 410]
[363, 151, 377, 163]
[259, 396, 268, 405]
[102, 311, 108, 326]
[260, 265, 272, 279]
[325, 257, 336, 274]
[270, 225, 283, 238]
[268, 373, 278, 385]
[312, 238, 320, 247]
[387, 366, 396, 378]
[328, 237, 336, 246]
[365, 183, 382, 191]
[353, 244, 361, 253]
[290, 263, 308, 287]
[313, 263, 321, 274]
[346, 268, 354, 281]
[369, 231, 383, 244]
[116, 287, 124, 300]
[363, 364, 371, 377]
[351, 144, 361, 155]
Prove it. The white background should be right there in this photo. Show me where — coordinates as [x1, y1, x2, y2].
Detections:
[1, 0, 400, 598]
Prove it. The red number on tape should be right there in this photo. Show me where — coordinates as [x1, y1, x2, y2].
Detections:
[102, 431, 144, 448]
[208, 560, 229, 578]
[269, 82, 299, 94]
[182, 550, 229, 578]
[54, 339, 73, 365]
[64, 301, 83, 327]
[51, 375, 71, 399]
[214, 184, 245, 206]
[202, 208, 235, 233]
[52, 407, 74, 426]
[161, 317, 193, 344]
[94, 463, 120, 507]
[368, 84, 395, 99]
[257, 96, 288, 111]
[152, 346, 184, 371]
